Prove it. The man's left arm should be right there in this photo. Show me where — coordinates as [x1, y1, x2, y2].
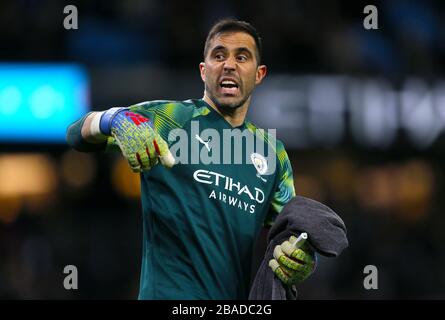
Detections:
[265, 143, 317, 286]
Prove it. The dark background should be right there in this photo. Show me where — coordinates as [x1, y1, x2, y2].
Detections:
[1, 0, 445, 299]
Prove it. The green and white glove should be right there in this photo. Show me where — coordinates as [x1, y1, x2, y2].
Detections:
[269, 233, 316, 286]
[98, 107, 175, 172]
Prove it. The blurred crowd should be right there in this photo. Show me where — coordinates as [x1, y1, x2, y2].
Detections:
[1, 0, 445, 299]
[1, 0, 444, 75]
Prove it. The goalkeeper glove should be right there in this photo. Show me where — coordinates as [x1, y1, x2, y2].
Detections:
[269, 234, 316, 286]
[97, 107, 175, 172]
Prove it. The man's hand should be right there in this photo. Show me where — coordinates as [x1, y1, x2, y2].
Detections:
[269, 234, 316, 286]
[106, 109, 175, 172]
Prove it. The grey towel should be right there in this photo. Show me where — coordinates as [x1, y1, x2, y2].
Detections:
[248, 196, 349, 300]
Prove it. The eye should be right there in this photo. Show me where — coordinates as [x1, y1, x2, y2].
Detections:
[237, 55, 248, 62]
[214, 53, 225, 60]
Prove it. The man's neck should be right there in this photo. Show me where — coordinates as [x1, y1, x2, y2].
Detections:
[203, 94, 249, 128]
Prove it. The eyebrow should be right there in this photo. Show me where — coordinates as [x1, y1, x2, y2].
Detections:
[210, 45, 254, 57]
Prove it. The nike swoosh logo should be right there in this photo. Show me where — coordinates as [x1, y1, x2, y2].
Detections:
[257, 173, 267, 183]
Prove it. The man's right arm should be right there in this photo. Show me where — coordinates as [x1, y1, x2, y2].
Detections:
[66, 106, 174, 171]
[66, 111, 109, 152]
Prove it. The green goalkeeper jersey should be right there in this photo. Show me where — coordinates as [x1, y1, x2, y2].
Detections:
[116, 99, 295, 299]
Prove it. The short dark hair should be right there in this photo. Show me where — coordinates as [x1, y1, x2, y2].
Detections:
[203, 18, 263, 64]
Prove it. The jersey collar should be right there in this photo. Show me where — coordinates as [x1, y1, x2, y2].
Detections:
[197, 99, 247, 130]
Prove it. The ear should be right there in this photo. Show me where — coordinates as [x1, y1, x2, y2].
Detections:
[199, 62, 206, 82]
[255, 65, 267, 85]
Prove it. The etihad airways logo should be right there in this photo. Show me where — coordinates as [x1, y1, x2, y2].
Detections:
[193, 169, 265, 214]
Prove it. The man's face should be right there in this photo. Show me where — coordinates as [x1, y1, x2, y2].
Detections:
[200, 31, 267, 110]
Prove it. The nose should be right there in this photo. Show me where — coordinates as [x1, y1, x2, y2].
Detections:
[223, 56, 236, 72]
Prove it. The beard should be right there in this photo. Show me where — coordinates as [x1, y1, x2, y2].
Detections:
[205, 82, 252, 111]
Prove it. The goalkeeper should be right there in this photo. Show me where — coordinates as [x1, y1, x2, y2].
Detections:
[66, 19, 316, 299]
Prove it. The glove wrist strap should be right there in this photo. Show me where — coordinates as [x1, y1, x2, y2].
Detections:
[99, 107, 126, 135]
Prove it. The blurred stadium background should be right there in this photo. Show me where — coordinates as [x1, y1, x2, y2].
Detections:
[1, 0, 445, 299]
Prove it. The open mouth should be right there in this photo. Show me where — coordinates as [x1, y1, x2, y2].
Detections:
[219, 78, 239, 95]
